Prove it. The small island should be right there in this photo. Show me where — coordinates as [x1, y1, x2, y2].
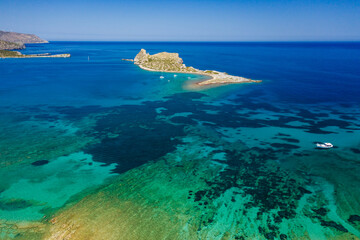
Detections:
[130, 49, 261, 86]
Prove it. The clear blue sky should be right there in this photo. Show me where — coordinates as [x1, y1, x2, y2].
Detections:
[1, 0, 359, 41]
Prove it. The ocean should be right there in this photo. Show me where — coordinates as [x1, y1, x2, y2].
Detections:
[0, 42, 360, 239]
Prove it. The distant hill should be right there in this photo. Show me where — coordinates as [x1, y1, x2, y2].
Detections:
[0, 30, 48, 44]
[0, 40, 24, 50]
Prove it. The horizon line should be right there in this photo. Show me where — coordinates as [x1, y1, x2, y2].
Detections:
[45, 40, 360, 43]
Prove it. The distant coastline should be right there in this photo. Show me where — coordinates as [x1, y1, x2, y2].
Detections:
[0, 30, 70, 59]
[0, 50, 70, 59]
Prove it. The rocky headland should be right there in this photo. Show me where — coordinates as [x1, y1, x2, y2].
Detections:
[0, 30, 48, 44]
[132, 49, 261, 86]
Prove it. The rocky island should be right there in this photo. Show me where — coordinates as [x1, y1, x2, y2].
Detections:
[0, 30, 70, 58]
[131, 49, 261, 86]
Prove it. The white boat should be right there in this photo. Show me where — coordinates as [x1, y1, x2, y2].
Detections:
[160, 76, 164, 79]
[316, 142, 333, 149]
[174, 74, 177, 77]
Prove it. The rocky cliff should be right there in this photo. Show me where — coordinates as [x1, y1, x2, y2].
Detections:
[0, 40, 25, 50]
[134, 49, 187, 72]
[0, 30, 48, 44]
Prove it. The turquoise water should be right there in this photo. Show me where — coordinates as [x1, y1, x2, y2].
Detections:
[0, 42, 360, 239]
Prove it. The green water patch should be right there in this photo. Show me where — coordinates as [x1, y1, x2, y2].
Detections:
[180, 133, 359, 238]
[0, 152, 116, 221]
[2, 91, 358, 237]
[7, 92, 356, 239]
[192, 147, 310, 229]
[45, 127, 360, 239]
[0, 109, 94, 168]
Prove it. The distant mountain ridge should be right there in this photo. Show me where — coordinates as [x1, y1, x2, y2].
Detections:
[0, 30, 48, 44]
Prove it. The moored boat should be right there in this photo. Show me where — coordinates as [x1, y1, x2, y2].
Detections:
[316, 142, 333, 149]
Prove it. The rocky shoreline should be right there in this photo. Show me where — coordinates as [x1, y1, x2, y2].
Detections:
[130, 49, 261, 86]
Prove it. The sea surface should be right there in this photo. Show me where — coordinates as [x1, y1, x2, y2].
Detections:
[0, 42, 360, 239]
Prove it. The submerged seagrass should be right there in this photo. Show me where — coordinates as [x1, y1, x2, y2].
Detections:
[132, 49, 262, 86]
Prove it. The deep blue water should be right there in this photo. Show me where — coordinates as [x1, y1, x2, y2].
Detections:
[1, 42, 360, 106]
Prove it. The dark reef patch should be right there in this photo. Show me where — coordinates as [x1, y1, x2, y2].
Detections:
[350, 148, 360, 154]
[279, 138, 300, 143]
[31, 160, 49, 166]
[270, 143, 300, 150]
[305, 128, 336, 134]
[50, 105, 107, 121]
[192, 147, 309, 238]
[312, 207, 328, 216]
[320, 220, 348, 232]
[0, 199, 34, 211]
[276, 133, 291, 137]
[84, 104, 186, 174]
[294, 153, 310, 157]
[170, 116, 197, 125]
[296, 109, 328, 119]
[348, 215, 360, 224]
[340, 115, 357, 120]
[121, 96, 143, 101]
[33, 114, 59, 121]
[279, 234, 288, 240]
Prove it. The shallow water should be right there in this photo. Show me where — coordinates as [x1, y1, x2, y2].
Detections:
[0, 42, 360, 239]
